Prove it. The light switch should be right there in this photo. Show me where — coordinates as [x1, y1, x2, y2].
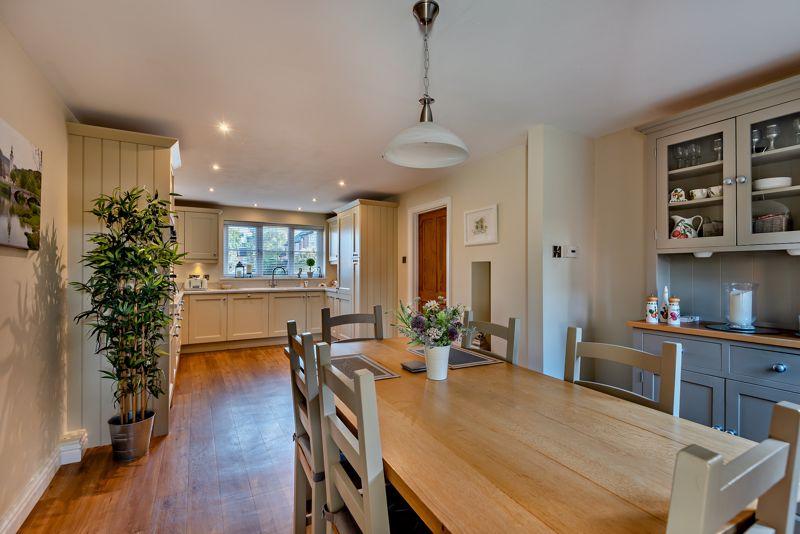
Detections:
[566, 245, 578, 258]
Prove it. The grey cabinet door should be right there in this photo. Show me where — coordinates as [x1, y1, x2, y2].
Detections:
[679, 370, 725, 428]
[725, 379, 800, 440]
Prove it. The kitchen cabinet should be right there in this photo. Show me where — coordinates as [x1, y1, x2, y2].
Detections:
[174, 210, 185, 255]
[679, 370, 725, 429]
[306, 292, 324, 334]
[188, 294, 227, 344]
[644, 80, 800, 254]
[227, 293, 269, 340]
[725, 380, 800, 441]
[268, 292, 310, 337]
[180, 208, 220, 261]
[327, 216, 339, 264]
[338, 209, 356, 296]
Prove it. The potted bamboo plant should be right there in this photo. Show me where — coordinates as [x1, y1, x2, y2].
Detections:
[73, 187, 182, 461]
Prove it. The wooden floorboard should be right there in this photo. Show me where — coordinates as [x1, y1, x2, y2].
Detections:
[19, 347, 298, 534]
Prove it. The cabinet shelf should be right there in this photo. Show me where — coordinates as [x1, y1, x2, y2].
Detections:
[668, 160, 723, 179]
[751, 143, 800, 165]
[751, 184, 800, 200]
[668, 196, 724, 209]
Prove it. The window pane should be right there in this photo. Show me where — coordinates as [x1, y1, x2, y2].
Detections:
[292, 228, 321, 274]
[224, 225, 258, 276]
[263, 226, 289, 275]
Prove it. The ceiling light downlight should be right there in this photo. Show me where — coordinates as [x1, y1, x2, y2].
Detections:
[383, 0, 468, 169]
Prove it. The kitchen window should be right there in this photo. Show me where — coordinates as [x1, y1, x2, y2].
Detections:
[223, 221, 325, 278]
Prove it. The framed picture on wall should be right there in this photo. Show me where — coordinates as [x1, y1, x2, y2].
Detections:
[0, 118, 42, 250]
[464, 204, 498, 246]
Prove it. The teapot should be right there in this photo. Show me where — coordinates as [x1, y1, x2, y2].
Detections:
[670, 215, 703, 239]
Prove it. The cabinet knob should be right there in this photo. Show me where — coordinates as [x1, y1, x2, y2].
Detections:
[712, 425, 723, 431]
[736, 175, 747, 184]
[725, 429, 738, 436]
[771, 363, 788, 373]
[722, 177, 734, 186]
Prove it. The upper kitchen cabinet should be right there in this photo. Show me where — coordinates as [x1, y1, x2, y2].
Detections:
[177, 207, 221, 262]
[736, 99, 800, 247]
[643, 76, 800, 255]
[327, 216, 339, 264]
[656, 120, 736, 249]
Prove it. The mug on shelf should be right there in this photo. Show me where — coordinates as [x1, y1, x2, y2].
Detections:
[708, 185, 723, 197]
[689, 188, 709, 200]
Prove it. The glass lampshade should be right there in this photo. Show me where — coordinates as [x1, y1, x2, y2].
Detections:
[383, 122, 469, 169]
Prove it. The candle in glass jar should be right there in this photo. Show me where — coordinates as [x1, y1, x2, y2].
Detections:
[729, 289, 753, 328]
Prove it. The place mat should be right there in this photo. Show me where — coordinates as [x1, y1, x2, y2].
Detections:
[407, 345, 503, 369]
[705, 323, 781, 335]
[331, 354, 398, 380]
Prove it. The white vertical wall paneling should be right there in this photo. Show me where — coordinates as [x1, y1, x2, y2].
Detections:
[66, 135, 84, 432]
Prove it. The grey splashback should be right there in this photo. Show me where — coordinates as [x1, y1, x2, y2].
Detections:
[664, 252, 800, 330]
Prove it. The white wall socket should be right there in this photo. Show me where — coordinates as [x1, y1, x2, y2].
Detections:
[565, 245, 578, 258]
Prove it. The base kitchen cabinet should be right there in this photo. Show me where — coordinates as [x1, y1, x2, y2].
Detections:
[725, 379, 800, 441]
[306, 292, 324, 334]
[188, 294, 228, 343]
[227, 292, 269, 340]
[268, 292, 311, 337]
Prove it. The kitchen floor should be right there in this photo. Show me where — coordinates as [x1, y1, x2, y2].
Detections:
[21, 347, 298, 533]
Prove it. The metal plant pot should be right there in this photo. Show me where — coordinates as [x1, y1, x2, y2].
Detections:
[108, 410, 155, 461]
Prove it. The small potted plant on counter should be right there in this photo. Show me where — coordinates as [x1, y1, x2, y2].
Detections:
[395, 297, 469, 381]
[73, 187, 182, 461]
[306, 257, 316, 277]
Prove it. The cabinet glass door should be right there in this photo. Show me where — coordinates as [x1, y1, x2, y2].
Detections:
[737, 99, 800, 246]
[656, 119, 736, 249]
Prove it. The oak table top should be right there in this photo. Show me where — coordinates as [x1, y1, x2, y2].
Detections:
[329, 338, 756, 533]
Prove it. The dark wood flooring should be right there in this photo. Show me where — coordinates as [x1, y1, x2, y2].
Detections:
[21, 347, 298, 533]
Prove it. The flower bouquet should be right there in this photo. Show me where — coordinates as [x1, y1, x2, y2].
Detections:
[395, 297, 468, 380]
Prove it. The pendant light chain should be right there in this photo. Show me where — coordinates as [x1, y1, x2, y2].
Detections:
[423, 21, 431, 97]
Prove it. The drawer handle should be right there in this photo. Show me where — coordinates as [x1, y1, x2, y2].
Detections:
[725, 429, 738, 436]
[771, 363, 788, 373]
[712, 425, 723, 431]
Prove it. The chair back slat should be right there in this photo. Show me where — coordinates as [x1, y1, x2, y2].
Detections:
[316, 342, 390, 533]
[322, 305, 384, 344]
[667, 402, 800, 534]
[564, 326, 682, 416]
[461, 310, 521, 363]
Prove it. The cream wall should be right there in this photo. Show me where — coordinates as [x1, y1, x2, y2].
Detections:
[590, 128, 647, 388]
[0, 20, 73, 531]
[394, 145, 529, 365]
[527, 125, 595, 376]
[174, 201, 334, 286]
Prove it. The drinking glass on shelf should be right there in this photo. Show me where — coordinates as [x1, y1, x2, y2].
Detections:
[675, 146, 685, 168]
[713, 138, 722, 161]
[765, 123, 780, 151]
[793, 118, 800, 145]
[751, 129, 761, 153]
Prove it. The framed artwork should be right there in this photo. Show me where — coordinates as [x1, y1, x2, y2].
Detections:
[464, 204, 498, 246]
[0, 118, 42, 250]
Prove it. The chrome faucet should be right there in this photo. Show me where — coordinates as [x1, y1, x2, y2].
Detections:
[270, 266, 287, 288]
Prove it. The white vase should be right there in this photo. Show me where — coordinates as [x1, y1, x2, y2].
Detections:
[424, 345, 450, 381]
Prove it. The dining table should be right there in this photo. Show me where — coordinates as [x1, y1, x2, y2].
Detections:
[327, 338, 756, 533]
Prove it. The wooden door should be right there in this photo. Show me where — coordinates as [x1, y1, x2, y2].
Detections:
[227, 293, 269, 340]
[418, 207, 447, 303]
[187, 294, 228, 344]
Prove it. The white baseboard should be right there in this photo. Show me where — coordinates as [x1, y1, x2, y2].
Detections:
[59, 429, 87, 465]
[0, 448, 59, 534]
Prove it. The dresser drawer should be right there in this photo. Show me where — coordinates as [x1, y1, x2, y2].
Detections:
[729, 345, 800, 388]
[642, 333, 723, 372]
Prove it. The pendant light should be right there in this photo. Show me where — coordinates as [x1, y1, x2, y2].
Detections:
[383, 0, 469, 169]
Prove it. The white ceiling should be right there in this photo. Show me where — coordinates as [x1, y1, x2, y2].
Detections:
[3, 0, 800, 212]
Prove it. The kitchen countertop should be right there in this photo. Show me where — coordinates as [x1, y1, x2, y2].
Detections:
[627, 320, 800, 351]
[184, 286, 330, 295]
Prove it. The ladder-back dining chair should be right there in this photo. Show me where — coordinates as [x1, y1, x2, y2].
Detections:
[315, 341, 390, 534]
[461, 310, 521, 364]
[564, 326, 682, 416]
[286, 320, 326, 534]
[322, 304, 384, 345]
[667, 401, 800, 534]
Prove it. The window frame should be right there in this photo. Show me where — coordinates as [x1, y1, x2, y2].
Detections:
[222, 220, 325, 279]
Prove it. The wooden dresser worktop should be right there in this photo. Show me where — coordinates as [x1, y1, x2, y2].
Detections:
[627, 320, 800, 351]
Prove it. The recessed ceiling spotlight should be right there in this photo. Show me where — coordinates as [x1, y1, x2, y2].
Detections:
[211, 163, 220, 171]
[312, 198, 318, 203]
[253, 203, 258, 207]
[297, 207, 303, 211]
[217, 121, 231, 134]
[338, 180, 345, 187]
[208, 187, 215, 192]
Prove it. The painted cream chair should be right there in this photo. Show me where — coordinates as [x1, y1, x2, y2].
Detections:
[461, 310, 521, 364]
[286, 321, 326, 534]
[667, 401, 800, 534]
[322, 304, 384, 345]
[315, 341, 390, 534]
[564, 326, 682, 416]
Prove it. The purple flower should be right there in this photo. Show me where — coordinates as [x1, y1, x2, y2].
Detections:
[447, 326, 459, 341]
[411, 315, 425, 332]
